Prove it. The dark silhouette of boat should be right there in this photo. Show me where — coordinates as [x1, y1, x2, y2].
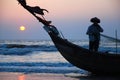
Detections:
[17, 0, 120, 75]
[48, 32, 120, 75]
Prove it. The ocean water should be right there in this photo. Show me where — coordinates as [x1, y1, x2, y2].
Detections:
[0, 40, 120, 75]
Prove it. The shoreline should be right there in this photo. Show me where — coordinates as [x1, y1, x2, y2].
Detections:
[1, 72, 120, 80]
[0, 72, 79, 80]
[0, 72, 120, 80]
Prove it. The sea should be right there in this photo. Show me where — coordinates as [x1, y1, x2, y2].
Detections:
[0, 40, 120, 79]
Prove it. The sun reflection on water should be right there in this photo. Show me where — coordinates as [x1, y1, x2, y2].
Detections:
[18, 74, 25, 80]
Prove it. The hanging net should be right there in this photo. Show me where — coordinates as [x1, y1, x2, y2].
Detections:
[100, 34, 120, 53]
[101, 34, 120, 43]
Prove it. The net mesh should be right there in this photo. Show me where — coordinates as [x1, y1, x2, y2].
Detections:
[100, 34, 120, 53]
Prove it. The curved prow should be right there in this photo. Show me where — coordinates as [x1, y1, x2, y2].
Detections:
[43, 25, 64, 39]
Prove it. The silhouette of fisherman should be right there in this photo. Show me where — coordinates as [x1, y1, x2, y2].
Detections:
[17, 0, 51, 26]
[86, 17, 103, 52]
[27, 6, 49, 19]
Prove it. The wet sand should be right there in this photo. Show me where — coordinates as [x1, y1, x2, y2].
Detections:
[0, 72, 78, 80]
[1, 72, 120, 80]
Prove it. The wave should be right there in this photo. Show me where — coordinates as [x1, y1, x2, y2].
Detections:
[0, 62, 73, 67]
[0, 44, 55, 48]
[0, 44, 57, 55]
[0, 62, 85, 74]
[0, 40, 120, 55]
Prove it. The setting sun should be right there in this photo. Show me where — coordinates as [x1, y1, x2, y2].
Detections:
[20, 26, 26, 31]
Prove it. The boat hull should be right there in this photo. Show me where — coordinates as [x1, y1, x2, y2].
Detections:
[49, 32, 120, 75]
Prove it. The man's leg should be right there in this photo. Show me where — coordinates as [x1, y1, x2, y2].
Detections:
[89, 41, 94, 51]
[94, 40, 99, 52]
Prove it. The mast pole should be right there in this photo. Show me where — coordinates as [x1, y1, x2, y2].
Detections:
[115, 30, 118, 54]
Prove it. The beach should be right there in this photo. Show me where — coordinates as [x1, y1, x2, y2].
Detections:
[0, 72, 79, 80]
[1, 72, 120, 80]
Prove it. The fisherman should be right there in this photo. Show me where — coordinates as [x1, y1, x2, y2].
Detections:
[86, 17, 104, 52]
[17, 0, 49, 19]
[26, 6, 49, 16]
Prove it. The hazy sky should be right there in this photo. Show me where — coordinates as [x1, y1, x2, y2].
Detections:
[0, 0, 120, 40]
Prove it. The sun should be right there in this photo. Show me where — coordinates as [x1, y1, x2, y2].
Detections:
[19, 26, 26, 31]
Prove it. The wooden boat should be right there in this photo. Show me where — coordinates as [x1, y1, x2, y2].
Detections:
[48, 32, 120, 75]
[18, 1, 120, 75]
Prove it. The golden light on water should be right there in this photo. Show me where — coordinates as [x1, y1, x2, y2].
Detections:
[20, 26, 26, 31]
[18, 75, 25, 80]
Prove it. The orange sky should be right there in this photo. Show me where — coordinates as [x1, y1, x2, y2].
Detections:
[0, 0, 120, 40]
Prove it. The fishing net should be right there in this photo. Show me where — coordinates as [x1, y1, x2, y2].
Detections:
[101, 34, 120, 43]
[100, 34, 120, 53]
